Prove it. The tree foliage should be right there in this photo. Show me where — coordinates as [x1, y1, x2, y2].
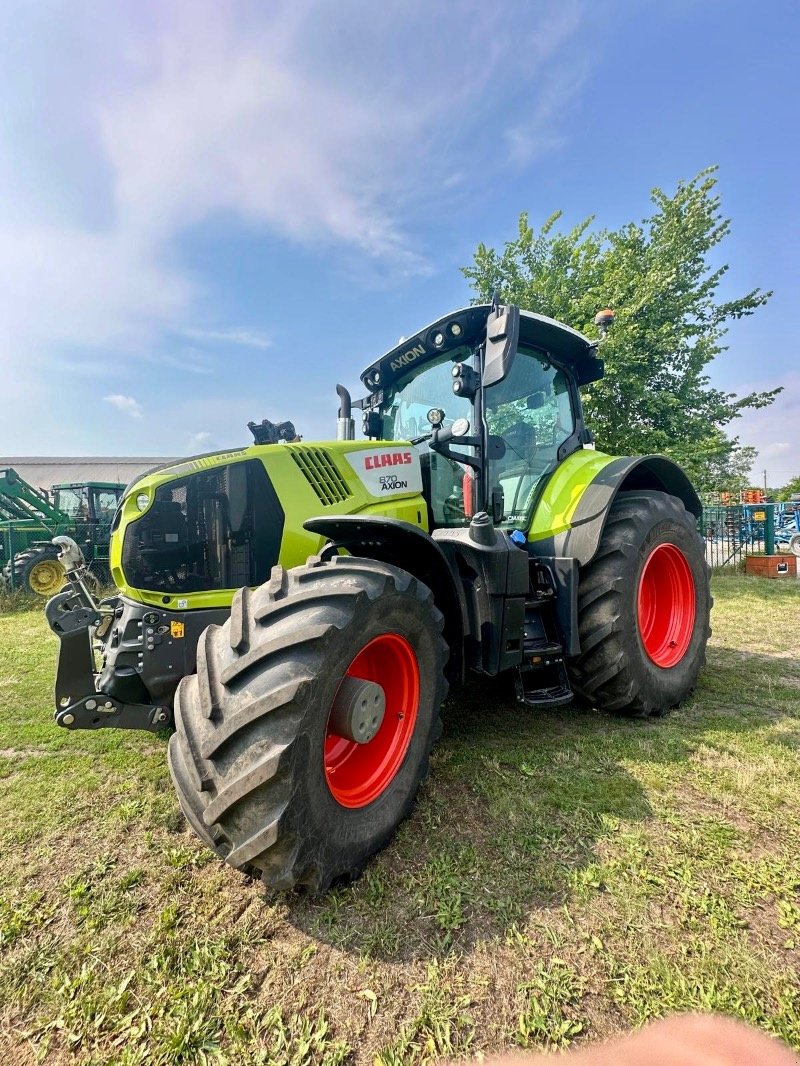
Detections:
[695, 445, 758, 497]
[775, 475, 800, 502]
[462, 168, 779, 489]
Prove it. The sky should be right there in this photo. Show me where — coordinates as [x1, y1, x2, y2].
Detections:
[0, 0, 797, 486]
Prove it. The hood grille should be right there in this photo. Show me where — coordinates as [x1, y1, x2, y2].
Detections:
[291, 449, 352, 506]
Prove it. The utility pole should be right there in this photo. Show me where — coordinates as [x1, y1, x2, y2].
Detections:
[763, 468, 768, 497]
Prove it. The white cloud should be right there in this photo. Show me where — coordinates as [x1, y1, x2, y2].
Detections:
[0, 2, 583, 332]
[732, 372, 800, 484]
[183, 327, 272, 350]
[504, 75, 586, 165]
[155, 349, 216, 376]
[761, 441, 791, 457]
[0, 0, 586, 450]
[104, 393, 143, 419]
[0, 225, 190, 360]
[187, 431, 213, 451]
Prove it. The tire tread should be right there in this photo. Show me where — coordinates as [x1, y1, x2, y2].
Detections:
[168, 554, 447, 892]
[568, 490, 711, 718]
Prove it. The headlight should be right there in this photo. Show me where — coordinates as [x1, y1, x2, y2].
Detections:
[136, 492, 149, 511]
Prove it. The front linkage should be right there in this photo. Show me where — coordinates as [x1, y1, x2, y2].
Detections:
[46, 537, 172, 733]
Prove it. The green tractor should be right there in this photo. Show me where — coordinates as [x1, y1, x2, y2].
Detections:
[1, 468, 124, 596]
[48, 302, 710, 891]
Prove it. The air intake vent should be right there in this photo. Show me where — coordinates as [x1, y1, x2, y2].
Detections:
[291, 449, 352, 506]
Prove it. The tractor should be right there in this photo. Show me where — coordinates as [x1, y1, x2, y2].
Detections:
[1, 468, 124, 595]
[47, 302, 711, 892]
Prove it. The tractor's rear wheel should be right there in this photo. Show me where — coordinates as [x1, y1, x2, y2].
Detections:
[568, 491, 711, 717]
[168, 555, 448, 892]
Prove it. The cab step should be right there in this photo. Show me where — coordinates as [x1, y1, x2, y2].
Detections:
[515, 676, 574, 707]
[516, 633, 574, 708]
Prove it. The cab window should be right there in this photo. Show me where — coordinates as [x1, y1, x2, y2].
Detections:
[55, 487, 90, 520]
[93, 489, 121, 522]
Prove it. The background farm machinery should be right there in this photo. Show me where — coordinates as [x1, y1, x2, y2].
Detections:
[700, 500, 800, 567]
[0, 468, 124, 594]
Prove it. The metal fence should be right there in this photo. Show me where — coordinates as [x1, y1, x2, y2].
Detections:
[700, 503, 800, 569]
[0, 522, 110, 591]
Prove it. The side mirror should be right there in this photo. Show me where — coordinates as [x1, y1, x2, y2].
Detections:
[483, 304, 520, 388]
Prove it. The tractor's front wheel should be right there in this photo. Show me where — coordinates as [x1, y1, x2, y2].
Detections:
[2, 545, 67, 596]
[168, 555, 448, 892]
[2, 546, 105, 596]
[568, 490, 711, 717]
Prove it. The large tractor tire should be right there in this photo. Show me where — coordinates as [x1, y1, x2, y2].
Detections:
[568, 490, 711, 718]
[168, 555, 448, 892]
[2, 544, 67, 597]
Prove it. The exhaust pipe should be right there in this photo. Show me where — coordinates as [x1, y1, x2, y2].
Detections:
[336, 384, 355, 441]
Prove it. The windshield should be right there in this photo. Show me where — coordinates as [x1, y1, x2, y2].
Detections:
[380, 348, 475, 528]
[55, 487, 90, 520]
[485, 346, 575, 525]
[380, 347, 473, 441]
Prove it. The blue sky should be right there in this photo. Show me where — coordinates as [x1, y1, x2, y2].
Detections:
[1, 0, 797, 484]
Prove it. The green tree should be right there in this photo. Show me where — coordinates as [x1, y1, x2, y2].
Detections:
[775, 475, 800, 502]
[462, 167, 779, 488]
[693, 444, 758, 497]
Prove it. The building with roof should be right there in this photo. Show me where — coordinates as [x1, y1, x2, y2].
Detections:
[0, 458, 178, 492]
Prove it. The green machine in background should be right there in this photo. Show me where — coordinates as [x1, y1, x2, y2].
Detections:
[47, 301, 711, 892]
[0, 468, 123, 595]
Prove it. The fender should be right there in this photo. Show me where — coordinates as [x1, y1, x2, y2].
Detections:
[527, 454, 701, 656]
[303, 515, 467, 682]
[557, 455, 700, 566]
[528, 452, 700, 568]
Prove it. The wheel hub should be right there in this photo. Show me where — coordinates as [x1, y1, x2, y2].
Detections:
[329, 676, 386, 744]
[324, 632, 420, 809]
[29, 559, 66, 596]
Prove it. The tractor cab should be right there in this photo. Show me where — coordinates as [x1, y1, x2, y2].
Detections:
[53, 483, 123, 526]
[357, 303, 603, 530]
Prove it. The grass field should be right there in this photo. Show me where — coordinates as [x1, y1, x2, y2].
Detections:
[1, 575, 799, 1064]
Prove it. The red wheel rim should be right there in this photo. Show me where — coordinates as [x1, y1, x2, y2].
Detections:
[637, 543, 696, 668]
[324, 633, 420, 808]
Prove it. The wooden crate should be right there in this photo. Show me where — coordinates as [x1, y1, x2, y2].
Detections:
[745, 554, 797, 579]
